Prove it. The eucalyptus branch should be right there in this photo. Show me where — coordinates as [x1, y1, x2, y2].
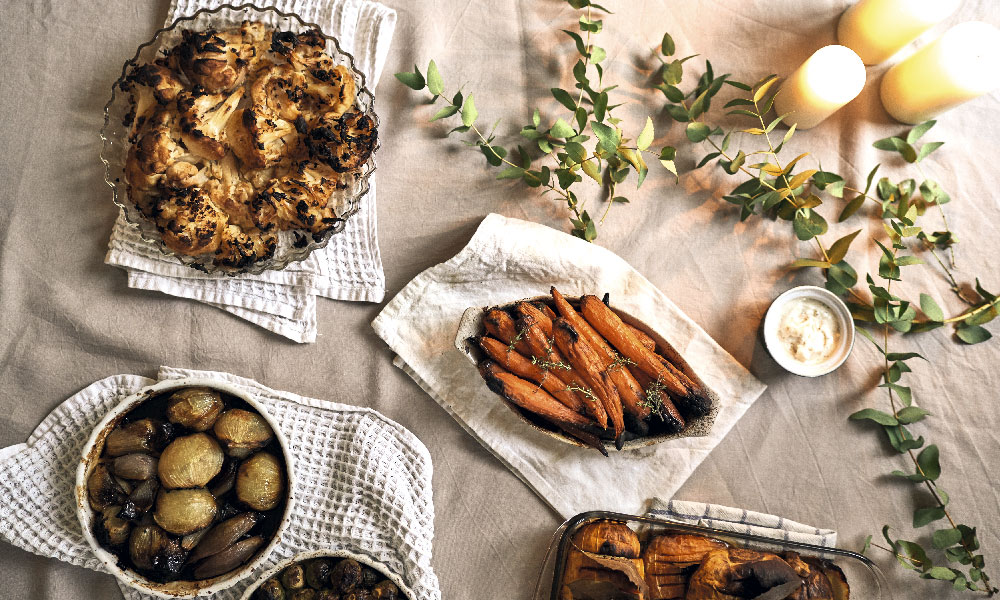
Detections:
[394, 0, 672, 242]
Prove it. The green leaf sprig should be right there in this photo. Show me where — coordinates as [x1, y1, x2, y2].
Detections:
[651, 39, 998, 595]
[395, 0, 677, 241]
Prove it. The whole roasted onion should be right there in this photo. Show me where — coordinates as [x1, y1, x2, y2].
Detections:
[236, 451, 284, 511]
[213, 409, 275, 458]
[166, 387, 224, 431]
[158, 433, 224, 489]
[154, 487, 217, 535]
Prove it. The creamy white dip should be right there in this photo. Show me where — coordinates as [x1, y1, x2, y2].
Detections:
[776, 297, 841, 364]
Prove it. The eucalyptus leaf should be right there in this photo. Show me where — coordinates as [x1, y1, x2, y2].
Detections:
[394, 69, 425, 90]
[957, 324, 992, 345]
[661, 32, 676, 56]
[933, 528, 964, 550]
[920, 294, 945, 322]
[850, 408, 898, 426]
[461, 95, 478, 127]
[917, 141, 944, 162]
[907, 120, 936, 144]
[914, 507, 946, 528]
[426, 60, 444, 96]
[686, 122, 711, 142]
[637, 117, 654, 151]
[592, 121, 621, 153]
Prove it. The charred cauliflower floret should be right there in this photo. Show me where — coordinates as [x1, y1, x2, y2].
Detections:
[270, 29, 355, 118]
[175, 25, 254, 93]
[306, 110, 376, 172]
[176, 86, 243, 160]
[250, 161, 342, 233]
[205, 154, 256, 229]
[215, 225, 278, 268]
[122, 64, 186, 138]
[226, 106, 298, 169]
[250, 63, 306, 121]
[153, 187, 227, 255]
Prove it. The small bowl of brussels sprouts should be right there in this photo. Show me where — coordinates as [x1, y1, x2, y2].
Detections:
[241, 549, 414, 600]
[75, 377, 295, 597]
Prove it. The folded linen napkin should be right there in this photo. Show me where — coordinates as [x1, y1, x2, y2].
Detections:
[647, 498, 837, 548]
[372, 213, 768, 519]
[105, 0, 396, 343]
[0, 366, 440, 600]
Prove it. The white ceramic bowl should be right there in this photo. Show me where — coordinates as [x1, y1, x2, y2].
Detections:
[762, 285, 856, 377]
[75, 377, 296, 598]
[238, 548, 416, 600]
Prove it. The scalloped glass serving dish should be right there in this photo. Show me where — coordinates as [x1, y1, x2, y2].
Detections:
[100, 3, 379, 275]
[533, 511, 893, 600]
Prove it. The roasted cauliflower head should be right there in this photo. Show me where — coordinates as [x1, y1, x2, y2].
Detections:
[122, 21, 375, 269]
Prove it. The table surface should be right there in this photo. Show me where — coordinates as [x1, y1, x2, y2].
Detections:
[2, 0, 998, 598]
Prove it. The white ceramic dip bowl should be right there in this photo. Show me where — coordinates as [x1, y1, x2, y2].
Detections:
[763, 285, 856, 377]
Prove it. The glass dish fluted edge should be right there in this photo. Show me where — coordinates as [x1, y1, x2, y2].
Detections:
[99, 3, 380, 276]
[533, 510, 893, 600]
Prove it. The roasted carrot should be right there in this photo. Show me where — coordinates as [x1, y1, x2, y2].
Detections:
[513, 301, 553, 337]
[625, 323, 657, 352]
[477, 336, 588, 415]
[580, 295, 712, 418]
[535, 301, 558, 323]
[628, 366, 686, 433]
[551, 287, 659, 432]
[478, 360, 596, 429]
[558, 423, 609, 456]
[483, 309, 532, 356]
[552, 318, 625, 442]
[516, 315, 609, 428]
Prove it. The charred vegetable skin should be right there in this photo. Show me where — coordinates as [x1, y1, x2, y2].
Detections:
[87, 386, 287, 583]
[471, 288, 713, 453]
[252, 558, 406, 600]
[121, 21, 375, 268]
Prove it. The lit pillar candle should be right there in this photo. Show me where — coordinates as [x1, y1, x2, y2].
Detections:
[881, 22, 1000, 124]
[837, 0, 959, 65]
[773, 45, 866, 130]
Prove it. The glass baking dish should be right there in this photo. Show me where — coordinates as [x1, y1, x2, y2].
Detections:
[533, 510, 892, 600]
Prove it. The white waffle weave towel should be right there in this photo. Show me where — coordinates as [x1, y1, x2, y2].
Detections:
[372, 213, 769, 519]
[0, 366, 440, 600]
[647, 499, 837, 548]
[105, 0, 396, 343]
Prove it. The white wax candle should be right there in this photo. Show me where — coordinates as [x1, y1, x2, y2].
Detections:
[773, 45, 866, 130]
[837, 0, 959, 65]
[881, 22, 1000, 124]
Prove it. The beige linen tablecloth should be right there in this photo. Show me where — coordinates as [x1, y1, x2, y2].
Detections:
[1, 1, 998, 599]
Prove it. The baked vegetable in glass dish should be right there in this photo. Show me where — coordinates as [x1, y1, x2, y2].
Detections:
[534, 512, 891, 600]
[101, 5, 379, 274]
